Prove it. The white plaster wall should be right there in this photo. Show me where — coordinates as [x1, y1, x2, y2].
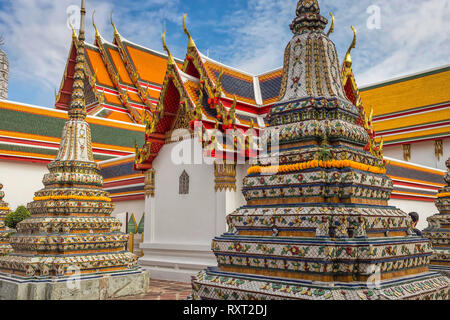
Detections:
[0, 160, 48, 210]
[383, 138, 450, 170]
[152, 138, 216, 246]
[388, 198, 437, 231]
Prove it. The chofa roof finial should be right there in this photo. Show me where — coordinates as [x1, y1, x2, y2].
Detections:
[183, 14, 196, 49]
[326, 12, 335, 37]
[92, 11, 99, 38]
[111, 11, 119, 36]
[344, 26, 357, 68]
[162, 30, 175, 66]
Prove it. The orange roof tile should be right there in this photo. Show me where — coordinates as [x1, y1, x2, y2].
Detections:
[108, 48, 133, 85]
[104, 92, 123, 106]
[126, 45, 169, 85]
[86, 48, 113, 87]
[184, 81, 200, 104]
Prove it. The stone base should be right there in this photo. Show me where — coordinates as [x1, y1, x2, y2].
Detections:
[192, 268, 450, 300]
[0, 268, 150, 300]
[139, 242, 217, 283]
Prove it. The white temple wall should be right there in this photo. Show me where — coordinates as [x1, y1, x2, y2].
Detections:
[139, 138, 254, 282]
[152, 139, 216, 245]
[383, 138, 450, 170]
[139, 138, 219, 282]
[0, 160, 48, 210]
[388, 198, 437, 230]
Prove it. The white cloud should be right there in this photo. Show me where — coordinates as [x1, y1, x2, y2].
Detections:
[209, 0, 450, 84]
[0, 0, 183, 106]
[0, 0, 448, 107]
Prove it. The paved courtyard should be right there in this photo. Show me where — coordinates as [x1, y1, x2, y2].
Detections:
[114, 279, 192, 300]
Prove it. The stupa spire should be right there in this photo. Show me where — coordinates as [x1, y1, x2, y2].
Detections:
[78, 0, 86, 42]
[0, 0, 149, 299]
[290, 0, 328, 34]
[0, 0, 137, 280]
[280, 0, 347, 102]
[67, 1, 88, 121]
[191, 0, 450, 300]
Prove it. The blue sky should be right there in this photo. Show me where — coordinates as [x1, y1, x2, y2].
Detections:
[0, 0, 449, 108]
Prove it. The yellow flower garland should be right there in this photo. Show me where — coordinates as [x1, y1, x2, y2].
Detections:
[0, 207, 9, 211]
[437, 192, 450, 198]
[33, 195, 112, 202]
[247, 160, 386, 175]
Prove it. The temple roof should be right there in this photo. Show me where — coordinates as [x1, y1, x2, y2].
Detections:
[0, 99, 144, 163]
[340, 23, 449, 147]
[359, 65, 450, 145]
[56, 15, 287, 129]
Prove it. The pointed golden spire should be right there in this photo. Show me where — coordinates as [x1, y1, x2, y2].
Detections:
[183, 13, 196, 48]
[344, 26, 357, 68]
[326, 12, 335, 37]
[92, 11, 99, 38]
[79, 0, 86, 42]
[111, 11, 119, 36]
[68, 0, 88, 120]
[162, 29, 175, 66]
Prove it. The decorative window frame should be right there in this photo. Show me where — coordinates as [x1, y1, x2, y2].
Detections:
[179, 170, 189, 195]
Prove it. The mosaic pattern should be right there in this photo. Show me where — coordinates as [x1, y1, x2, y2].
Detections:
[423, 158, 450, 275]
[0, 39, 138, 278]
[0, 184, 13, 256]
[192, 268, 449, 300]
[191, 0, 450, 300]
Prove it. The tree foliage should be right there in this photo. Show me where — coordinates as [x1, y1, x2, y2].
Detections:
[5, 206, 31, 229]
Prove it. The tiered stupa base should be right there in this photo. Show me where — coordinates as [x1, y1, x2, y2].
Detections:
[0, 268, 149, 300]
[424, 215, 450, 277]
[0, 220, 13, 256]
[192, 267, 449, 300]
[423, 158, 450, 277]
[0, 184, 13, 256]
[0, 30, 150, 299]
[0, 230, 13, 256]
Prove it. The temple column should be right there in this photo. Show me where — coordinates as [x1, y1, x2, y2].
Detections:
[143, 168, 155, 243]
[214, 162, 237, 235]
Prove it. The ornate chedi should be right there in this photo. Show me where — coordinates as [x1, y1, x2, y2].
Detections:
[0, 42, 8, 100]
[191, 0, 450, 300]
[423, 158, 450, 276]
[0, 184, 13, 256]
[0, 3, 148, 299]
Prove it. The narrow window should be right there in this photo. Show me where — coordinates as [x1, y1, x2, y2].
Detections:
[179, 170, 189, 195]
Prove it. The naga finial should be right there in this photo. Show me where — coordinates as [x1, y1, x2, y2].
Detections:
[344, 26, 357, 68]
[68, 16, 77, 40]
[162, 30, 175, 66]
[216, 68, 224, 95]
[326, 12, 335, 37]
[92, 11, 100, 38]
[183, 13, 196, 48]
[111, 11, 119, 36]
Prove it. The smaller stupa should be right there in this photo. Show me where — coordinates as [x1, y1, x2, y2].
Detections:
[0, 1, 149, 300]
[423, 157, 450, 276]
[0, 184, 13, 256]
